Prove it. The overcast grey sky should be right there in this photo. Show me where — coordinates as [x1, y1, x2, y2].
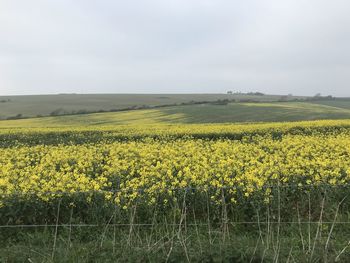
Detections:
[0, 0, 349, 96]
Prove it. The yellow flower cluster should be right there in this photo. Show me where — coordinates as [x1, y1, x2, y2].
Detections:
[1, 120, 350, 207]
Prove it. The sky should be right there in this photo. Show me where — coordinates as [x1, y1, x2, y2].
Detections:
[0, 0, 349, 96]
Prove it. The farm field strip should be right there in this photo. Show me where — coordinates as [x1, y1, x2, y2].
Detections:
[1, 119, 350, 205]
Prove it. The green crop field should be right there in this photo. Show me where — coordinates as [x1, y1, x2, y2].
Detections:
[0, 93, 303, 120]
[1, 100, 350, 128]
[160, 101, 350, 123]
[309, 99, 350, 110]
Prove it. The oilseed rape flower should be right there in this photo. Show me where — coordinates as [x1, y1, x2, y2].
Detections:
[0, 120, 350, 208]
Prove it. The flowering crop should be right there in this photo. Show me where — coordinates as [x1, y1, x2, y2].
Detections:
[1, 120, 350, 208]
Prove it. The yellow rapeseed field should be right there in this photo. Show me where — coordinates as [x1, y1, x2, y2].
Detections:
[1, 119, 350, 207]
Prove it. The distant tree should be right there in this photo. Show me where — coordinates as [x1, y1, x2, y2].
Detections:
[50, 108, 65, 116]
[227, 91, 233, 94]
[7, 113, 23, 120]
[247, 92, 265, 96]
[76, 109, 89, 114]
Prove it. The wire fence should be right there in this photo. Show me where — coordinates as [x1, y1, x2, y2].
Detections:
[2, 184, 350, 263]
[2, 221, 350, 229]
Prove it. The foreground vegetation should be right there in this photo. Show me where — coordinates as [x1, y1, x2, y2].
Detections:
[1, 120, 350, 261]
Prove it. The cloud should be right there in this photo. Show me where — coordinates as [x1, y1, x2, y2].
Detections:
[0, 0, 349, 96]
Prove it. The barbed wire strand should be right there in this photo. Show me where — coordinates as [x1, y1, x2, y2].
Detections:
[2, 221, 350, 229]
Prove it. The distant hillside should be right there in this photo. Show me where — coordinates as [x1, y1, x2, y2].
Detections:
[1, 100, 350, 128]
[0, 93, 306, 120]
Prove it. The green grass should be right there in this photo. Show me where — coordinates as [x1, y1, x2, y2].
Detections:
[1, 100, 350, 128]
[3, 226, 350, 262]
